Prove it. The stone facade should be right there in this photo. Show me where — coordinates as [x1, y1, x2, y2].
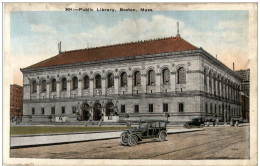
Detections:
[21, 38, 242, 122]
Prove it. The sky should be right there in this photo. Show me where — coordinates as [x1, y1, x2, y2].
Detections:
[10, 10, 249, 86]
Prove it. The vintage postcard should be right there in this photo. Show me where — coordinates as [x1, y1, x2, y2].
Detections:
[3, 3, 257, 166]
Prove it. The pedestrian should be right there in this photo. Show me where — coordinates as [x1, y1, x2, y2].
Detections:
[215, 118, 219, 127]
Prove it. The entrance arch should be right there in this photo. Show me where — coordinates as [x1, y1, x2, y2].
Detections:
[93, 102, 102, 121]
[106, 102, 114, 116]
[81, 103, 90, 121]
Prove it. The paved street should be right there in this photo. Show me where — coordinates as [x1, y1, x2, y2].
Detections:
[10, 125, 249, 160]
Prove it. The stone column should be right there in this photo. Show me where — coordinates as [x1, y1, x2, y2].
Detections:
[114, 76, 119, 95]
[102, 77, 106, 95]
[127, 75, 132, 94]
[78, 79, 82, 97]
[56, 81, 60, 98]
[37, 83, 40, 99]
[207, 76, 210, 94]
[219, 82, 222, 97]
[90, 78, 94, 96]
[46, 82, 50, 99]
[155, 73, 160, 93]
[141, 74, 147, 94]
[170, 72, 175, 91]
[67, 80, 71, 98]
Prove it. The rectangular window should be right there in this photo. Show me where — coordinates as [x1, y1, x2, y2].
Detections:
[51, 107, 55, 114]
[32, 108, 35, 115]
[163, 103, 168, 112]
[134, 105, 139, 113]
[179, 103, 184, 112]
[41, 108, 45, 115]
[121, 105, 125, 113]
[149, 104, 153, 112]
[62, 107, 65, 114]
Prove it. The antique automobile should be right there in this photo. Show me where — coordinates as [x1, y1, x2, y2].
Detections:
[183, 116, 205, 128]
[120, 120, 168, 146]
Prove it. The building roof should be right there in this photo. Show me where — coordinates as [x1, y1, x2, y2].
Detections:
[24, 36, 198, 70]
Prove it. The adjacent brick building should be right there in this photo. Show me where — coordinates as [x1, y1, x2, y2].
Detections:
[20, 34, 242, 122]
[10, 84, 23, 116]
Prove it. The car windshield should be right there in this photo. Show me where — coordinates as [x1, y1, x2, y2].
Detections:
[139, 122, 148, 129]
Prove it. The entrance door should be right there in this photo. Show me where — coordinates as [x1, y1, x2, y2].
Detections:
[81, 103, 90, 121]
[93, 103, 102, 121]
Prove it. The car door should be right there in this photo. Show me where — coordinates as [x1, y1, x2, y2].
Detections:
[148, 122, 155, 137]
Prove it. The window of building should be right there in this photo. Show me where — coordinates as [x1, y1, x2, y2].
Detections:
[51, 79, 56, 92]
[134, 71, 141, 86]
[179, 103, 184, 112]
[134, 105, 139, 113]
[204, 69, 207, 91]
[149, 104, 153, 112]
[177, 67, 186, 84]
[61, 78, 67, 91]
[205, 103, 208, 114]
[163, 103, 168, 112]
[162, 68, 170, 85]
[148, 70, 155, 86]
[32, 80, 37, 93]
[107, 73, 114, 88]
[72, 77, 78, 90]
[121, 105, 125, 113]
[95, 74, 101, 89]
[32, 108, 35, 115]
[62, 107, 65, 114]
[120, 72, 127, 87]
[41, 80, 46, 92]
[51, 107, 55, 114]
[72, 106, 77, 114]
[41, 108, 45, 115]
[214, 104, 217, 113]
[83, 75, 89, 89]
[210, 103, 213, 113]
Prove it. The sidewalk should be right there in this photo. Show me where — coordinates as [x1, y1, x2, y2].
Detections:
[10, 128, 203, 148]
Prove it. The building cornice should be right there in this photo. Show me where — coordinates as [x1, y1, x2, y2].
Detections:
[199, 48, 243, 81]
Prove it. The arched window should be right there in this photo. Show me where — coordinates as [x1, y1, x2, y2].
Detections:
[213, 74, 216, 95]
[51, 79, 56, 92]
[204, 69, 207, 91]
[107, 73, 114, 88]
[83, 75, 89, 89]
[148, 70, 155, 86]
[162, 68, 170, 85]
[120, 72, 127, 87]
[133, 71, 141, 86]
[61, 78, 67, 91]
[205, 103, 208, 114]
[31, 80, 37, 93]
[177, 67, 186, 84]
[72, 77, 78, 90]
[41, 80, 46, 92]
[209, 72, 212, 93]
[95, 74, 101, 89]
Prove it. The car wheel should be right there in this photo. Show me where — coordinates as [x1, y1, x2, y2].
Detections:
[200, 124, 205, 128]
[184, 124, 190, 129]
[128, 135, 138, 146]
[159, 132, 167, 142]
[120, 136, 128, 146]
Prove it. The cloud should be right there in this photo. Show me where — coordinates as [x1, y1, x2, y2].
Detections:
[31, 24, 57, 35]
[71, 15, 183, 48]
[216, 21, 244, 30]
